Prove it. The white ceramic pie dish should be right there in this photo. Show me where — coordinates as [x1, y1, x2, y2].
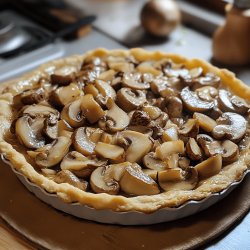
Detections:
[2, 155, 249, 225]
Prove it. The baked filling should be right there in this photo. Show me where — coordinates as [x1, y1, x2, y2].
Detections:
[0, 49, 249, 212]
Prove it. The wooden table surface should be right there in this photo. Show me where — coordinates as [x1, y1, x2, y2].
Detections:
[1, 0, 250, 249]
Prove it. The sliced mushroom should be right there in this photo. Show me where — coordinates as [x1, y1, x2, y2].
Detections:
[119, 130, 152, 162]
[231, 95, 249, 114]
[193, 112, 217, 132]
[58, 119, 74, 137]
[143, 152, 167, 171]
[95, 79, 116, 100]
[130, 110, 151, 126]
[51, 83, 81, 107]
[150, 77, 168, 94]
[197, 134, 223, 157]
[179, 119, 199, 138]
[22, 104, 59, 118]
[180, 87, 214, 112]
[61, 151, 106, 178]
[95, 142, 125, 162]
[162, 126, 179, 141]
[212, 112, 247, 142]
[15, 115, 45, 149]
[195, 86, 218, 102]
[43, 114, 58, 139]
[155, 140, 184, 161]
[122, 72, 150, 90]
[61, 98, 85, 128]
[166, 96, 183, 118]
[119, 164, 160, 195]
[194, 155, 222, 179]
[158, 168, 198, 191]
[116, 88, 146, 112]
[90, 166, 121, 195]
[98, 69, 116, 81]
[153, 112, 169, 128]
[193, 73, 220, 89]
[80, 94, 105, 124]
[84, 84, 99, 97]
[221, 140, 239, 163]
[35, 136, 71, 167]
[178, 157, 190, 170]
[100, 132, 113, 144]
[99, 100, 130, 132]
[137, 62, 162, 76]
[50, 66, 76, 85]
[186, 138, 202, 161]
[218, 89, 236, 112]
[19, 88, 46, 105]
[143, 169, 158, 181]
[189, 67, 203, 78]
[72, 127, 98, 156]
[167, 154, 179, 169]
[54, 170, 88, 191]
[142, 104, 162, 120]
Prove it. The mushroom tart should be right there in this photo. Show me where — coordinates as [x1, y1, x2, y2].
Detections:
[0, 48, 250, 213]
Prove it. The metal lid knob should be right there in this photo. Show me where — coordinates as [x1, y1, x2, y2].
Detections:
[234, 0, 250, 9]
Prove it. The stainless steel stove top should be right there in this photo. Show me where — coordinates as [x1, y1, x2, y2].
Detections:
[0, 9, 123, 83]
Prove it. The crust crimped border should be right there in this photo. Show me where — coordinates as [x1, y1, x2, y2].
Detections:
[0, 48, 249, 213]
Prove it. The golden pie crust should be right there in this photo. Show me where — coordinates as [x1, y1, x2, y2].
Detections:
[0, 48, 250, 213]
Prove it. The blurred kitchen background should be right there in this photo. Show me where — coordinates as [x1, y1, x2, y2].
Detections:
[0, 0, 249, 83]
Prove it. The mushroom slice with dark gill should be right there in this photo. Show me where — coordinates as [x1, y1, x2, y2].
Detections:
[212, 112, 247, 142]
[221, 140, 239, 163]
[120, 130, 153, 163]
[143, 152, 168, 171]
[122, 72, 150, 90]
[72, 127, 101, 156]
[195, 86, 218, 102]
[180, 87, 214, 112]
[158, 168, 198, 192]
[61, 151, 106, 178]
[179, 119, 199, 138]
[155, 140, 184, 161]
[95, 79, 116, 100]
[116, 88, 146, 112]
[193, 73, 220, 89]
[61, 98, 85, 128]
[90, 162, 131, 195]
[54, 170, 88, 191]
[22, 104, 60, 118]
[99, 100, 130, 132]
[15, 115, 46, 149]
[186, 138, 202, 161]
[119, 164, 160, 195]
[218, 90, 249, 114]
[43, 114, 58, 140]
[35, 136, 72, 168]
